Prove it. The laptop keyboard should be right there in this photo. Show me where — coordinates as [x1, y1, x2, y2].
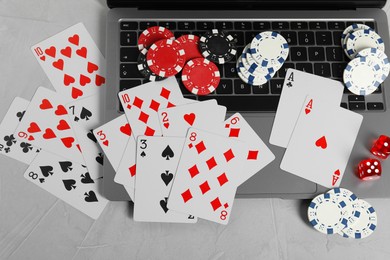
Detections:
[118, 20, 385, 112]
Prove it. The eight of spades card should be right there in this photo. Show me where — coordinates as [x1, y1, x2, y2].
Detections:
[134, 136, 196, 223]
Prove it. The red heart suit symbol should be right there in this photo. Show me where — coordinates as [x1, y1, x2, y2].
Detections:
[61, 137, 75, 148]
[163, 122, 170, 129]
[52, 59, 64, 71]
[315, 136, 327, 149]
[28, 122, 41, 133]
[45, 46, 56, 58]
[71, 87, 83, 99]
[64, 74, 75, 86]
[76, 47, 87, 58]
[184, 113, 196, 126]
[95, 75, 105, 86]
[79, 74, 91, 86]
[57, 119, 70, 131]
[120, 123, 131, 136]
[68, 34, 79, 46]
[87, 62, 98, 73]
[55, 105, 68, 116]
[43, 128, 56, 139]
[305, 108, 311, 114]
[39, 99, 53, 110]
[60, 46, 72, 58]
[40, 56, 46, 61]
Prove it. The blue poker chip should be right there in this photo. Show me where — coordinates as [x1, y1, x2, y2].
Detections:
[341, 199, 377, 239]
[346, 29, 385, 59]
[236, 55, 270, 86]
[241, 44, 275, 77]
[343, 56, 382, 96]
[307, 193, 350, 235]
[356, 47, 389, 84]
[341, 23, 372, 58]
[249, 31, 289, 71]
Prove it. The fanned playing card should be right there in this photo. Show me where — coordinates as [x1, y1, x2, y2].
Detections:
[168, 128, 247, 224]
[15, 87, 84, 164]
[0, 97, 40, 164]
[31, 23, 106, 102]
[24, 150, 108, 219]
[118, 77, 187, 137]
[134, 136, 197, 223]
[270, 69, 344, 148]
[280, 96, 363, 188]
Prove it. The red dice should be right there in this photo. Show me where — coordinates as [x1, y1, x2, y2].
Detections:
[358, 159, 382, 180]
[371, 135, 390, 159]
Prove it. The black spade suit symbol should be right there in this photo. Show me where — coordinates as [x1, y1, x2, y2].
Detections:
[59, 161, 73, 172]
[84, 191, 98, 202]
[80, 107, 92, 121]
[161, 170, 173, 186]
[87, 130, 97, 143]
[161, 145, 174, 160]
[81, 172, 94, 184]
[160, 197, 169, 213]
[40, 166, 53, 177]
[63, 179, 76, 191]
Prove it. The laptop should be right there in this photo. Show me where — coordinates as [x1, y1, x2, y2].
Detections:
[104, 0, 390, 200]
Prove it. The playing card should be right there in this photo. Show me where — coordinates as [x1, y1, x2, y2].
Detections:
[0, 97, 40, 164]
[270, 69, 344, 148]
[123, 185, 135, 201]
[93, 115, 132, 171]
[118, 77, 187, 137]
[158, 100, 227, 137]
[134, 136, 197, 223]
[221, 113, 275, 186]
[31, 23, 106, 102]
[24, 150, 108, 219]
[15, 87, 84, 164]
[168, 128, 247, 224]
[280, 96, 363, 188]
[67, 95, 104, 179]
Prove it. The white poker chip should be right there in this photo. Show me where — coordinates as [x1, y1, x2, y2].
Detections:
[249, 31, 289, 71]
[241, 44, 275, 77]
[346, 29, 385, 59]
[308, 193, 349, 235]
[327, 188, 361, 230]
[356, 47, 389, 84]
[341, 24, 372, 58]
[343, 56, 382, 95]
[341, 199, 377, 239]
[236, 56, 270, 86]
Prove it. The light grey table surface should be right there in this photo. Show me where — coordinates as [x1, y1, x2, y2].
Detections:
[1, 1, 390, 259]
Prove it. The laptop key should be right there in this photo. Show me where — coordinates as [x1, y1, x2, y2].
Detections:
[245, 31, 258, 44]
[341, 103, 348, 109]
[365, 22, 375, 30]
[228, 31, 244, 46]
[120, 22, 138, 30]
[120, 64, 141, 78]
[234, 80, 252, 94]
[309, 22, 326, 29]
[278, 63, 295, 78]
[272, 22, 289, 30]
[270, 79, 284, 94]
[348, 95, 365, 102]
[159, 21, 176, 30]
[296, 63, 313, 73]
[197, 96, 280, 112]
[192, 31, 205, 37]
[225, 63, 238, 78]
[290, 47, 308, 61]
[216, 79, 233, 94]
[314, 63, 331, 77]
[298, 32, 315, 45]
[253, 22, 271, 30]
[346, 21, 362, 27]
[120, 47, 139, 62]
[174, 31, 190, 38]
[120, 32, 137, 46]
[216, 22, 233, 30]
[234, 22, 252, 30]
[315, 31, 332, 45]
[349, 102, 366, 110]
[291, 21, 308, 30]
[139, 22, 157, 30]
[280, 31, 297, 45]
[196, 22, 214, 30]
[374, 85, 382, 93]
[252, 82, 269, 94]
[120, 80, 142, 91]
[178, 22, 195, 30]
[333, 31, 343, 46]
[328, 21, 345, 30]
[367, 102, 384, 110]
[331, 63, 347, 78]
[183, 95, 197, 100]
[308, 47, 325, 61]
[326, 47, 343, 61]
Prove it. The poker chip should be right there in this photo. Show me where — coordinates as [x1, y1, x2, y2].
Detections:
[356, 47, 389, 83]
[241, 44, 275, 77]
[177, 34, 203, 62]
[343, 56, 382, 95]
[327, 188, 360, 229]
[137, 26, 174, 51]
[199, 29, 237, 64]
[250, 31, 289, 71]
[346, 29, 385, 59]
[181, 58, 220, 95]
[341, 23, 372, 57]
[307, 193, 349, 235]
[146, 39, 186, 77]
[341, 199, 377, 239]
[137, 49, 165, 81]
[236, 55, 271, 86]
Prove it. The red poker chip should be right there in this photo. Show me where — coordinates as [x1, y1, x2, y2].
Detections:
[176, 34, 203, 62]
[138, 26, 174, 51]
[147, 39, 186, 77]
[181, 58, 221, 96]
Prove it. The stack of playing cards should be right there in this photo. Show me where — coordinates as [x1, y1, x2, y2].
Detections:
[93, 77, 276, 224]
[0, 23, 109, 219]
[270, 69, 364, 188]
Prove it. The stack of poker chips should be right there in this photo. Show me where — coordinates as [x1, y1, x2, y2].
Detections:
[236, 31, 289, 86]
[342, 24, 389, 95]
[308, 188, 377, 239]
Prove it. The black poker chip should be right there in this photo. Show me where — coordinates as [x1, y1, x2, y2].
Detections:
[137, 49, 165, 81]
[199, 29, 237, 64]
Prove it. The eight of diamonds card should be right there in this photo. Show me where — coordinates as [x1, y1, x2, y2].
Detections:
[24, 150, 108, 219]
[31, 23, 106, 102]
[0, 97, 40, 164]
[134, 136, 197, 223]
[15, 87, 85, 164]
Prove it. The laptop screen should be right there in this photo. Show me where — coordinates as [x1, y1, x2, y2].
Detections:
[107, 0, 385, 9]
